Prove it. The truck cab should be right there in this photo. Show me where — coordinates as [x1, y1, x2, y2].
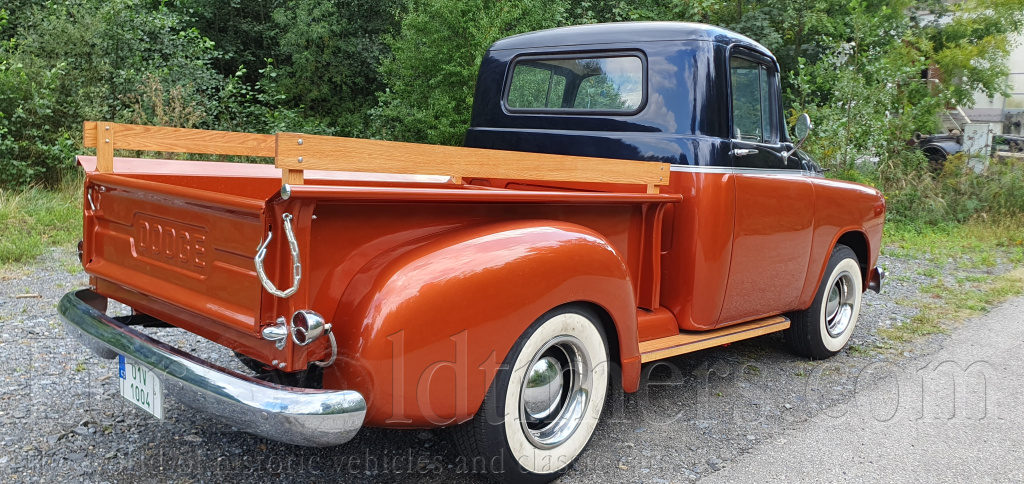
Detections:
[466, 22, 884, 338]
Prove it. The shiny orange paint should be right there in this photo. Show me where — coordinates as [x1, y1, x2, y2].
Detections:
[797, 177, 886, 308]
[656, 169, 884, 333]
[75, 152, 885, 429]
[657, 170, 736, 331]
[719, 173, 814, 324]
[321, 220, 641, 426]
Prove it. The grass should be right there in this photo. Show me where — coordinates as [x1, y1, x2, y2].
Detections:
[883, 218, 1024, 268]
[876, 219, 1024, 346]
[917, 267, 941, 278]
[0, 177, 82, 267]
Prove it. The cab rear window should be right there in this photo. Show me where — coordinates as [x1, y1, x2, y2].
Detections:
[505, 55, 645, 114]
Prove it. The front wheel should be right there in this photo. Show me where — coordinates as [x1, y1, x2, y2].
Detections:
[785, 244, 863, 359]
[453, 305, 609, 484]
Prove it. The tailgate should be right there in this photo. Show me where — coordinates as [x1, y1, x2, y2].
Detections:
[82, 174, 267, 333]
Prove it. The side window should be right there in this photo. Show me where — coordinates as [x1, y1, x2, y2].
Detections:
[505, 55, 644, 113]
[508, 65, 567, 109]
[573, 60, 641, 110]
[730, 56, 776, 144]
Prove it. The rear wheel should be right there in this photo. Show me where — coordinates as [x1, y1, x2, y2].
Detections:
[923, 147, 948, 173]
[785, 244, 862, 359]
[453, 305, 609, 484]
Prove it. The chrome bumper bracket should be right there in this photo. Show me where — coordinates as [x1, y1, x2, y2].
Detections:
[868, 267, 886, 293]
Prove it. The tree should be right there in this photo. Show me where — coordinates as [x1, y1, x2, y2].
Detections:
[272, 0, 404, 134]
[372, 0, 569, 145]
[1, 0, 225, 186]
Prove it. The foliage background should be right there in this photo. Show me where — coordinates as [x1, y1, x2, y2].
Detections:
[1, 0, 1023, 225]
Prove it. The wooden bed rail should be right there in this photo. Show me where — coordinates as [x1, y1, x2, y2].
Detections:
[83, 121, 670, 193]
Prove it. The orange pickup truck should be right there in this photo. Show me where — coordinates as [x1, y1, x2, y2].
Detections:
[60, 22, 885, 483]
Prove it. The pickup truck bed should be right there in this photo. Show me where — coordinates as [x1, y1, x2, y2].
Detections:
[70, 123, 678, 435]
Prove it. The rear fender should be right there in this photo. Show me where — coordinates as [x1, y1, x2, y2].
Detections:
[325, 220, 639, 427]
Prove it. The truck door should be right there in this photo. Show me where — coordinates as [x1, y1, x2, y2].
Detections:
[718, 51, 814, 324]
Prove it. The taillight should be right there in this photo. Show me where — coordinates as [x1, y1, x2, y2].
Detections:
[290, 310, 326, 346]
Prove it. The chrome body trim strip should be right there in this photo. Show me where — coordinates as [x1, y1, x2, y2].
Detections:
[668, 165, 821, 177]
[58, 289, 366, 447]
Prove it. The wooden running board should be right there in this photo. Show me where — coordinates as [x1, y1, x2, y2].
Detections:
[639, 315, 790, 363]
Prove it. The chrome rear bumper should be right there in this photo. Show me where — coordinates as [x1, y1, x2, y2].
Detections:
[58, 289, 366, 447]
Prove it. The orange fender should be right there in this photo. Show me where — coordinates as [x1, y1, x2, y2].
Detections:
[325, 220, 640, 427]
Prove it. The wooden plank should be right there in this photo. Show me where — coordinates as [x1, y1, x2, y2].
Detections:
[275, 133, 670, 187]
[82, 122, 276, 157]
[83, 121, 98, 147]
[95, 122, 114, 173]
[81, 121, 673, 188]
[639, 316, 790, 363]
[640, 316, 789, 352]
[283, 168, 304, 186]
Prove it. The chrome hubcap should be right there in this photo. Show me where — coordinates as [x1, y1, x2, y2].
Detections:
[825, 271, 856, 338]
[524, 356, 564, 420]
[519, 336, 591, 449]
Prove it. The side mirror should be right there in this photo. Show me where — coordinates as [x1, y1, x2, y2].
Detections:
[794, 113, 812, 145]
[786, 113, 813, 163]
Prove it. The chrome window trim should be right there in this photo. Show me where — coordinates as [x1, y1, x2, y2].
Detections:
[668, 165, 822, 177]
[502, 51, 649, 116]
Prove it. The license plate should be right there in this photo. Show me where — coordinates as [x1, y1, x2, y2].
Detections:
[118, 355, 164, 419]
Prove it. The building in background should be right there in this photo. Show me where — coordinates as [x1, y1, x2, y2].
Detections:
[954, 34, 1024, 135]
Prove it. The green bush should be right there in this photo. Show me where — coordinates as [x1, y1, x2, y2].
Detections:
[882, 154, 1024, 225]
[0, 52, 79, 186]
[0, 0, 229, 187]
[371, 0, 568, 145]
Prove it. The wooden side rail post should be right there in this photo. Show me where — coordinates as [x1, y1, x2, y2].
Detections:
[274, 133, 670, 192]
[93, 122, 115, 173]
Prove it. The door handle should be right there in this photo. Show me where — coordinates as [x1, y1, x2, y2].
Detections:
[731, 148, 758, 157]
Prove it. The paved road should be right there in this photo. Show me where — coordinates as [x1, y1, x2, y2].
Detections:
[703, 297, 1024, 483]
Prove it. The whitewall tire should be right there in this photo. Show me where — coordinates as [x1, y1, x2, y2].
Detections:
[786, 244, 863, 359]
[453, 305, 609, 484]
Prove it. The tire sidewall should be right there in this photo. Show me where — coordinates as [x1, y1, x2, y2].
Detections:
[495, 307, 609, 477]
[816, 253, 862, 353]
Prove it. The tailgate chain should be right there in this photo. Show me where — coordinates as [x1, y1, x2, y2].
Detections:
[254, 213, 302, 298]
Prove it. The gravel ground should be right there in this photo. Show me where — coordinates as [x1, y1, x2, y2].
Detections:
[0, 245, 1017, 483]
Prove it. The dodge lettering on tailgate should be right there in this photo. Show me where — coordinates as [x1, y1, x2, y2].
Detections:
[133, 214, 208, 272]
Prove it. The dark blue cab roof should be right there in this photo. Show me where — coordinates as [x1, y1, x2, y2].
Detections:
[490, 21, 768, 54]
